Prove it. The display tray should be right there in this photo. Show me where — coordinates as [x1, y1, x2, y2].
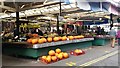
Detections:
[2, 38, 94, 49]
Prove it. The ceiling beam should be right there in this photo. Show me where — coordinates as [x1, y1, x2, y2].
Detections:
[0, 5, 16, 12]
[20, 2, 61, 11]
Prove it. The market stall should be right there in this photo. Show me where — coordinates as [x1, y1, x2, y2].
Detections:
[3, 38, 94, 58]
[93, 35, 111, 46]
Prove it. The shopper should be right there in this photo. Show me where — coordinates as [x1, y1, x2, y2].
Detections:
[116, 27, 120, 46]
[37, 28, 43, 36]
[109, 28, 116, 48]
[101, 27, 105, 35]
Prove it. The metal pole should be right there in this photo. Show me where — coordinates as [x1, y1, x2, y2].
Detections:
[57, 0, 62, 35]
[110, 13, 113, 30]
[15, 4, 20, 38]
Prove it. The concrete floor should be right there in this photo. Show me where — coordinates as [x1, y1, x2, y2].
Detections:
[2, 44, 119, 67]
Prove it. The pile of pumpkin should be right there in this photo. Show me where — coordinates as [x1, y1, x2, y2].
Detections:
[27, 35, 84, 44]
[40, 48, 69, 64]
[70, 49, 85, 56]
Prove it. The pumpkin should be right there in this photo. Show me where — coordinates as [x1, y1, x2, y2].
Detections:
[58, 36, 62, 40]
[46, 56, 51, 63]
[55, 53, 59, 56]
[32, 34, 39, 37]
[47, 37, 53, 42]
[51, 56, 57, 62]
[32, 39, 38, 44]
[27, 39, 32, 43]
[38, 39, 44, 44]
[48, 50, 55, 56]
[62, 36, 67, 41]
[55, 48, 61, 54]
[57, 54, 63, 60]
[74, 49, 82, 54]
[47, 55, 52, 59]
[59, 52, 64, 55]
[41, 56, 47, 60]
[68, 36, 74, 40]
[63, 53, 69, 58]
[41, 38, 47, 43]
[74, 36, 78, 39]
[53, 37, 59, 42]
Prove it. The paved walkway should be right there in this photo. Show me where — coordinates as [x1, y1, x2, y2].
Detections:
[2, 44, 119, 67]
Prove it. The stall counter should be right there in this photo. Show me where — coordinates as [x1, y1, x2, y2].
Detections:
[3, 38, 94, 58]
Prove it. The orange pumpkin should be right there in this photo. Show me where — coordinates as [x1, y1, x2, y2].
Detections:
[46, 56, 51, 63]
[63, 53, 69, 58]
[57, 54, 63, 60]
[51, 56, 57, 62]
[74, 36, 78, 39]
[32, 34, 39, 37]
[53, 37, 59, 42]
[48, 50, 55, 56]
[55, 53, 59, 56]
[41, 38, 47, 43]
[62, 36, 67, 41]
[55, 48, 61, 54]
[47, 55, 52, 59]
[38, 39, 44, 44]
[58, 36, 62, 40]
[27, 39, 32, 43]
[47, 37, 53, 42]
[41, 56, 47, 60]
[32, 39, 38, 44]
[68, 36, 74, 40]
[74, 49, 82, 54]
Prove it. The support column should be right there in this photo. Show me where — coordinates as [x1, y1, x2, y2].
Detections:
[57, 0, 62, 35]
[15, 12, 20, 38]
[110, 13, 113, 30]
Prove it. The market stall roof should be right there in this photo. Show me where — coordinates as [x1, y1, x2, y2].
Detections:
[0, 0, 119, 22]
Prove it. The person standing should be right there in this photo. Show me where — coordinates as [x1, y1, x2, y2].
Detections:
[109, 28, 116, 48]
[116, 27, 120, 46]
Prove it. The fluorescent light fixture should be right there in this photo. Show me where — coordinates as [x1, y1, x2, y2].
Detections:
[21, 5, 25, 9]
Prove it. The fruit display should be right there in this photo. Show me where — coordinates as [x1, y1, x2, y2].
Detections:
[70, 49, 85, 56]
[27, 35, 85, 44]
[40, 48, 69, 64]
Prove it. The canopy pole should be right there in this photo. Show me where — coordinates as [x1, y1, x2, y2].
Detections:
[57, 0, 62, 35]
[15, 5, 20, 38]
[110, 13, 113, 30]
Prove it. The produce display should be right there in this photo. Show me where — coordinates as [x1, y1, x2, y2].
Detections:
[33, 38, 94, 49]
[70, 49, 85, 56]
[40, 48, 69, 64]
[27, 35, 84, 44]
